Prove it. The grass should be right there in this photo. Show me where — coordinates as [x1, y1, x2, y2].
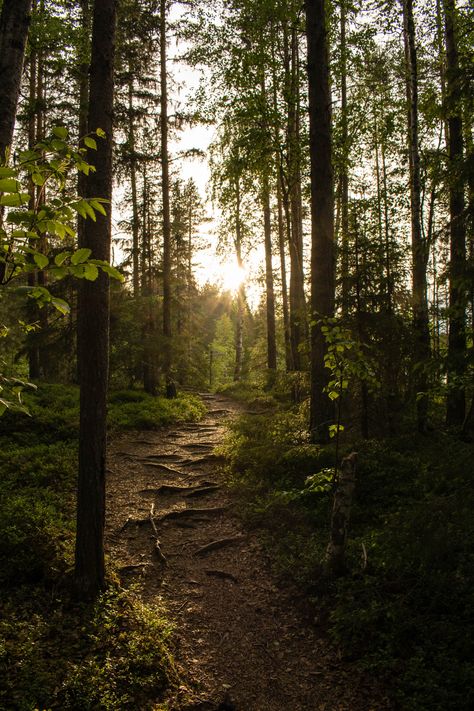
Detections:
[0, 382, 205, 710]
[221, 401, 474, 710]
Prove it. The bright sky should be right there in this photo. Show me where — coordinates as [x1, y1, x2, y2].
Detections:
[112, 6, 267, 309]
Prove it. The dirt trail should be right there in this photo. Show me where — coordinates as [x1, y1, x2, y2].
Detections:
[106, 394, 388, 711]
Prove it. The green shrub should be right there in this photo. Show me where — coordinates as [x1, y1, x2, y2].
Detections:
[0, 587, 177, 710]
[108, 392, 206, 430]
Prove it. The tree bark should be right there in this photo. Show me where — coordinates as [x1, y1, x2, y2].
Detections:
[262, 172, 277, 372]
[443, 0, 466, 427]
[402, 0, 431, 433]
[0, 0, 32, 161]
[160, 0, 173, 389]
[339, 0, 350, 316]
[234, 175, 244, 381]
[75, 0, 116, 600]
[305, 0, 336, 442]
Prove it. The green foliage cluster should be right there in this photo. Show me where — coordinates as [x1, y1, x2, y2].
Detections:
[108, 390, 206, 430]
[0, 587, 177, 710]
[0, 383, 203, 709]
[223, 406, 474, 709]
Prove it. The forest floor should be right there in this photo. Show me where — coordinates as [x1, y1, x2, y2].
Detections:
[106, 394, 390, 711]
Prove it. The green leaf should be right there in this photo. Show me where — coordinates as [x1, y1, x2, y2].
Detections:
[55, 251, 70, 266]
[96, 128, 106, 138]
[83, 263, 99, 281]
[0, 193, 23, 207]
[32, 172, 46, 187]
[50, 297, 70, 315]
[84, 137, 97, 150]
[90, 199, 107, 216]
[52, 126, 68, 139]
[0, 178, 19, 192]
[83, 200, 96, 221]
[100, 263, 124, 281]
[33, 253, 49, 269]
[328, 391, 339, 400]
[0, 167, 17, 178]
[71, 247, 92, 265]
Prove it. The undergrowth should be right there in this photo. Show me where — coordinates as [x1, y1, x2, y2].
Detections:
[0, 382, 204, 709]
[222, 402, 474, 710]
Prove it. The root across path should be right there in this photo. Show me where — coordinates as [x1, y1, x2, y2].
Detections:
[106, 394, 389, 711]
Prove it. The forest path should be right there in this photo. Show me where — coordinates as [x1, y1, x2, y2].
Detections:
[106, 394, 385, 711]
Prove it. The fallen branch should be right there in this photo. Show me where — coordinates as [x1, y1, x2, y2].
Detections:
[193, 535, 245, 557]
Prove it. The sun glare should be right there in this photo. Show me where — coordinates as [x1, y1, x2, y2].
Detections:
[217, 261, 246, 294]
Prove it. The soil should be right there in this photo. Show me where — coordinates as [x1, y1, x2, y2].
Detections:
[106, 394, 391, 711]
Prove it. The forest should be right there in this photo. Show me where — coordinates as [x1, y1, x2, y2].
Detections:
[0, 0, 472, 708]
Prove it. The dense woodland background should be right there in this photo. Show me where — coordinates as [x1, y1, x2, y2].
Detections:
[0, 0, 473, 708]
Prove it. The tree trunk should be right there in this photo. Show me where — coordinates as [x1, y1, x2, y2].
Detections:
[443, 0, 466, 427]
[75, 0, 116, 600]
[284, 22, 306, 371]
[128, 78, 140, 297]
[0, 0, 32, 160]
[339, 0, 350, 316]
[234, 175, 244, 382]
[160, 0, 173, 391]
[262, 172, 277, 372]
[27, 14, 40, 380]
[402, 0, 431, 433]
[305, 0, 336, 442]
[270, 24, 292, 372]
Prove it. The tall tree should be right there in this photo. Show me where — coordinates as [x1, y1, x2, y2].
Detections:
[75, 0, 117, 600]
[443, 0, 467, 427]
[402, 0, 431, 432]
[160, 0, 173, 394]
[305, 0, 335, 441]
[0, 0, 33, 160]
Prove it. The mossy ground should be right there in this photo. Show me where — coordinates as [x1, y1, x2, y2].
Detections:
[0, 383, 205, 710]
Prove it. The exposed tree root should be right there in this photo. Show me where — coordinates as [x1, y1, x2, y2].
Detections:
[185, 484, 221, 497]
[141, 462, 183, 475]
[205, 569, 238, 583]
[193, 535, 245, 557]
[149, 503, 167, 564]
[160, 506, 228, 522]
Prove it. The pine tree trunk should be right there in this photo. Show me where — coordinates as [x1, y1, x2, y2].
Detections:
[27, 18, 40, 380]
[443, 0, 466, 427]
[160, 0, 173, 390]
[75, 0, 116, 600]
[0, 0, 32, 160]
[402, 0, 431, 433]
[270, 25, 292, 371]
[305, 0, 336, 442]
[284, 22, 306, 371]
[262, 172, 277, 372]
[339, 0, 350, 316]
[234, 176, 244, 382]
[128, 78, 140, 297]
